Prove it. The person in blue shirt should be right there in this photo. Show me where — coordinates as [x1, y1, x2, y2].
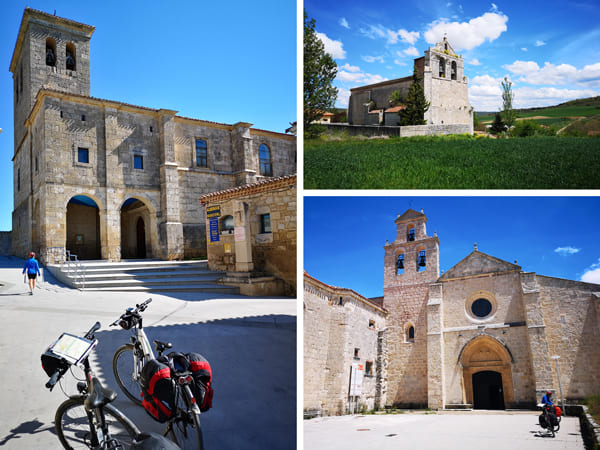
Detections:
[542, 390, 554, 407]
[22, 252, 41, 295]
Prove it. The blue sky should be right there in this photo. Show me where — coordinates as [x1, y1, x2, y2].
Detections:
[0, 0, 296, 231]
[304, 0, 600, 111]
[304, 196, 600, 298]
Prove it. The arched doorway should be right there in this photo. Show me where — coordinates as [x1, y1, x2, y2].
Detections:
[459, 335, 514, 409]
[66, 195, 101, 260]
[472, 371, 505, 410]
[120, 198, 152, 259]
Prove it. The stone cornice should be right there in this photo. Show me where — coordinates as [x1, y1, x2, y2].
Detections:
[199, 174, 296, 204]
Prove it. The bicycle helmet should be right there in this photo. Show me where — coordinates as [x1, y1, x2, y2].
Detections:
[546, 390, 552, 395]
[29, 252, 35, 258]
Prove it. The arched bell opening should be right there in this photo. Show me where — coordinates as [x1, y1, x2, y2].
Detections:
[66, 195, 101, 260]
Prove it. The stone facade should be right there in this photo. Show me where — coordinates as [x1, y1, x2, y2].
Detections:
[199, 175, 296, 296]
[304, 209, 600, 414]
[347, 38, 473, 133]
[304, 273, 388, 416]
[9, 8, 296, 263]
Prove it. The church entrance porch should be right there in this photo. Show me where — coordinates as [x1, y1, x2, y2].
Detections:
[472, 371, 505, 410]
[120, 198, 154, 259]
[66, 195, 101, 260]
[458, 334, 515, 410]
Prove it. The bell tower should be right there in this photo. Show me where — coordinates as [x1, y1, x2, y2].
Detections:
[382, 208, 440, 407]
[9, 8, 95, 146]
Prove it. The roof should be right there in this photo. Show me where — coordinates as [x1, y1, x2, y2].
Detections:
[395, 209, 427, 224]
[199, 174, 296, 205]
[439, 249, 521, 281]
[304, 272, 388, 314]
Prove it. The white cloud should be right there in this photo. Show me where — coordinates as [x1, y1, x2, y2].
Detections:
[316, 32, 346, 59]
[341, 63, 361, 72]
[535, 40, 546, 47]
[339, 17, 350, 29]
[469, 58, 482, 65]
[336, 87, 351, 107]
[337, 71, 366, 83]
[491, 3, 499, 12]
[581, 259, 600, 284]
[521, 47, 528, 52]
[424, 12, 508, 51]
[360, 24, 419, 45]
[362, 55, 385, 64]
[336, 71, 387, 86]
[403, 46, 420, 56]
[512, 86, 598, 108]
[554, 246, 581, 255]
[504, 60, 600, 87]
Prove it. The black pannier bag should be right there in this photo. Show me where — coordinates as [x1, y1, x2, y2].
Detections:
[539, 413, 548, 428]
[186, 352, 213, 412]
[140, 359, 176, 422]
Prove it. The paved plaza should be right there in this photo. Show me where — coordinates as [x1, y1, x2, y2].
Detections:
[304, 411, 584, 450]
[0, 256, 297, 449]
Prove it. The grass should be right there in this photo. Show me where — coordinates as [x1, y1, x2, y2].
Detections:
[304, 135, 600, 189]
[584, 395, 600, 424]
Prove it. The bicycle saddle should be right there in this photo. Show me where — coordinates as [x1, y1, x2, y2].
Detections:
[84, 377, 117, 409]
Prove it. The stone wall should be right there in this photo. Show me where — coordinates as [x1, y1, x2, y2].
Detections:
[0, 232, 11, 255]
[201, 175, 297, 295]
[323, 123, 472, 138]
[304, 273, 387, 415]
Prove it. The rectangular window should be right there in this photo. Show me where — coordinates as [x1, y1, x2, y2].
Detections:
[134, 154, 144, 170]
[77, 147, 89, 164]
[365, 361, 373, 376]
[195, 139, 208, 167]
[260, 214, 271, 234]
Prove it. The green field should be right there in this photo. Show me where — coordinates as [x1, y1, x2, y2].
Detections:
[304, 135, 600, 189]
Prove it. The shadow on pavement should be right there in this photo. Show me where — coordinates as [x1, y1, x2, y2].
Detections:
[89, 315, 297, 450]
[0, 419, 55, 447]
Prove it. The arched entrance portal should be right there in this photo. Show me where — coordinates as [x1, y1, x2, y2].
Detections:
[121, 198, 152, 259]
[472, 371, 505, 410]
[66, 195, 101, 260]
[459, 335, 514, 409]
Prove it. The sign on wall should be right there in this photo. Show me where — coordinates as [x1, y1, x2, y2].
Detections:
[209, 218, 219, 244]
[349, 363, 364, 396]
[206, 205, 221, 219]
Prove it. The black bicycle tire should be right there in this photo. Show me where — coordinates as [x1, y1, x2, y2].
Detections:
[168, 390, 204, 450]
[55, 396, 139, 449]
[112, 343, 144, 406]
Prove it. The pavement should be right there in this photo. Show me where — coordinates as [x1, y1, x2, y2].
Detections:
[304, 411, 585, 450]
[0, 256, 297, 449]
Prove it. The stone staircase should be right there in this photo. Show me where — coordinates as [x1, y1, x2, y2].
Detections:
[46, 259, 240, 294]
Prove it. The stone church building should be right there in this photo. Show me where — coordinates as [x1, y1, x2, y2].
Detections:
[304, 209, 600, 415]
[9, 8, 296, 263]
[347, 38, 473, 133]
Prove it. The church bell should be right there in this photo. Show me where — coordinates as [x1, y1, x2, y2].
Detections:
[418, 251, 426, 267]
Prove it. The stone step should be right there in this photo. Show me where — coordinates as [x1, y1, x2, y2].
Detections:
[46, 259, 239, 294]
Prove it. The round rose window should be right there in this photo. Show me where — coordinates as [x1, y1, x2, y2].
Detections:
[471, 298, 493, 318]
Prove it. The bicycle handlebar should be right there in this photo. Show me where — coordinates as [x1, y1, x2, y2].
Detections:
[46, 368, 63, 391]
[84, 321, 101, 340]
[109, 298, 152, 327]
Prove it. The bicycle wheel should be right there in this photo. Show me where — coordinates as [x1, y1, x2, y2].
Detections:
[113, 343, 144, 406]
[167, 388, 204, 450]
[55, 397, 139, 449]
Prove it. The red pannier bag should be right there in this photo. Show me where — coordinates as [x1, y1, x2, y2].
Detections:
[186, 352, 213, 412]
[140, 359, 176, 422]
[555, 406, 562, 417]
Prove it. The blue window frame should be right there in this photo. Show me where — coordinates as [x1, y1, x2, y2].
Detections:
[134, 154, 143, 170]
[77, 147, 89, 164]
[259, 144, 272, 176]
[260, 214, 271, 234]
[195, 139, 207, 167]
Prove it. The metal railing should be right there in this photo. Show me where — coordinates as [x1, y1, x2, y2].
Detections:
[47, 247, 86, 290]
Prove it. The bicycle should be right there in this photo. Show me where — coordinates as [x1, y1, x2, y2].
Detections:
[111, 298, 205, 449]
[42, 321, 140, 449]
[42, 321, 182, 450]
[537, 403, 561, 437]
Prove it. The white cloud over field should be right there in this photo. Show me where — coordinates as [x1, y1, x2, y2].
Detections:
[424, 12, 508, 51]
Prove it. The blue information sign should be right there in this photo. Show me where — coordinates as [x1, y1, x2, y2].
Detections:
[209, 219, 219, 243]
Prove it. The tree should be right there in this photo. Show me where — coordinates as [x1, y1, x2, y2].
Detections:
[389, 90, 405, 106]
[489, 112, 506, 134]
[501, 77, 517, 130]
[304, 11, 338, 136]
[399, 68, 430, 126]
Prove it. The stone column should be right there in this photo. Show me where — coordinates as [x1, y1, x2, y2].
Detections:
[233, 200, 253, 272]
[231, 122, 256, 185]
[427, 282, 444, 409]
[521, 273, 554, 393]
[101, 189, 121, 261]
[158, 109, 183, 260]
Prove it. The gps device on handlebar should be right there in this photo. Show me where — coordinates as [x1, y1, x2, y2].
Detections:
[41, 331, 98, 386]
